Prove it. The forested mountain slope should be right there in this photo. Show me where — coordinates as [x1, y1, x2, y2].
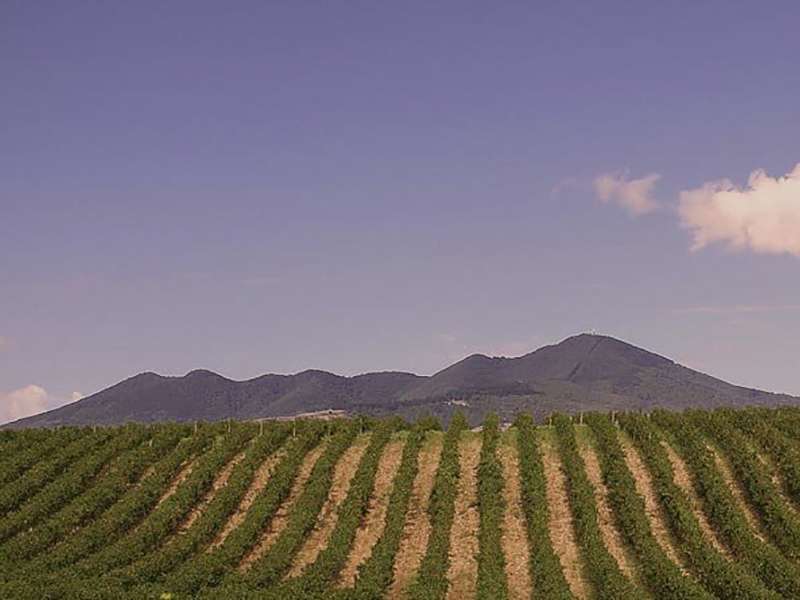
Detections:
[6, 334, 797, 428]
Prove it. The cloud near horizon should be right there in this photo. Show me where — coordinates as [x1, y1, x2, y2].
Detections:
[593, 171, 661, 216]
[0, 385, 82, 425]
[679, 163, 800, 256]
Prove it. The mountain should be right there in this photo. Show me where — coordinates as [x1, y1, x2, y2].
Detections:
[5, 334, 798, 428]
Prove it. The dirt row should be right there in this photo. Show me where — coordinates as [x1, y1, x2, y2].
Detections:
[388, 432, 443, 597]
[338, 435, 407, 587]
[579, 438, 638, 579]
[710, 446, 768, 542]
[755, 449, 800, 516]
[661, 441, 730, 557]
[178, 448, 249, 534]
[288, 433, 372, 576]
[209, 444, 289, 550]
[157, 456, 198, 507]
[497, 437, 532, 600]
[541, 433, 589, 599]
[239, 440, 329, 570]
[445, 433, 481, 600]
[619, 435, 688, 573]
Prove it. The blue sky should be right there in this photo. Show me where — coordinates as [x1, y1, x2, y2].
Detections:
[2, 1, 799, 422]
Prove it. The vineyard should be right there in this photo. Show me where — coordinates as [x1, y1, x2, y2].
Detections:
[3, 407, 800, 599]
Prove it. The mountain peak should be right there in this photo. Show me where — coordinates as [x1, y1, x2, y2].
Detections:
[111, 371, 166, 389]
[184, 369, 227, 380]
[131, 371, 164, 380]
[462, 352, 494, 362]
[553, 332, 619, 348]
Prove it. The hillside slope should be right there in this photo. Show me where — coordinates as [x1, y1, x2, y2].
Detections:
[5, 334, 797, 428]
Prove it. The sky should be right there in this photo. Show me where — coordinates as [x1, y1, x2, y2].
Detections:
[2, 1, 800, 423]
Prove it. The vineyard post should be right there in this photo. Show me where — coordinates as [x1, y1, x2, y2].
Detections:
[259, 421, 264, 436]
[579, 412, 584, 425]
[194, 421, 198, 434]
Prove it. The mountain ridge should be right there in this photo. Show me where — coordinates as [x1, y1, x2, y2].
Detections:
[5, 334, 797, 428]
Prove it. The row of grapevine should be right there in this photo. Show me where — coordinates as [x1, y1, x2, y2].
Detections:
[268, 423, 397, 598]
[405, 413, 467, 600]
[8, 408, 800, 598]
[157, 422, 327, 595]
[514, 414, 573, 598]
[5, 423, 220, 583]
[0, 427, 82, 487]
[652, 409, 800, 597]
[340, 427, 429, 599]
[0, 428, 113, 515]
[620, 413, 778, 599]
[71, 423, 258, 576]
[113, 421, 292, 585]
[553, 414, 638, 599]
[0, 426, 228, 598]
[0, 424, 186, 565]
[234, 421, 361, 588]
[0, 426, 149, 542]
[765, 406, 800, 440]
[585, 413, 712, 600]
[692, 410, 800, 560]
[475, 414, 508, 600]
[731, 408, 800, 507]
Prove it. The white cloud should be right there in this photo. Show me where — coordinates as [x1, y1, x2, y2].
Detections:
[0, 336, 9, 351]
[0, 385, 80, 425]
[0, 385, 52, 424]
[594, 171, 661, 216]
[679, 163, 800, 256]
